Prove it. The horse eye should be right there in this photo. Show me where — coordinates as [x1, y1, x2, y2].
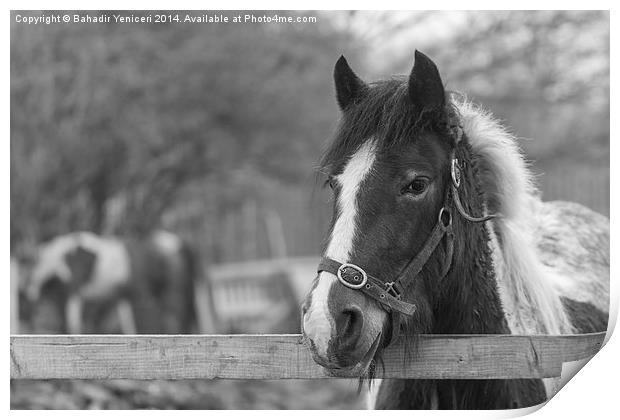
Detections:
[403, 178, 429, 196]
[325, 176, 336, 190]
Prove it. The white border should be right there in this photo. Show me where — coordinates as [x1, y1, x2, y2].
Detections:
[4, 3, 615, 419]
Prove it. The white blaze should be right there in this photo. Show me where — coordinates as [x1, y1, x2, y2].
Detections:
[303, 141, 377, 357]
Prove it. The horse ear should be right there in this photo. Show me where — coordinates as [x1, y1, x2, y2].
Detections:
[334, 55, 367, 110]
[408, 50, 445, 113]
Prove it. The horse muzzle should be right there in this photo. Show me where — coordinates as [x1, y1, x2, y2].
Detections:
[301, 272, 388, 370]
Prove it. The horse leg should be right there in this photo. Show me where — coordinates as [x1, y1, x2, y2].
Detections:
[194, 280, 219, 333]
[65, 294, 83, 334]
[117, 299, 137, 334]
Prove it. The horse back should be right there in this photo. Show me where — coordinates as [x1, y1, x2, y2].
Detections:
[533, 200, 609, 331]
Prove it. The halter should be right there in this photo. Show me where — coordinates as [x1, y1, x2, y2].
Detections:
[317, 120, 499, 347]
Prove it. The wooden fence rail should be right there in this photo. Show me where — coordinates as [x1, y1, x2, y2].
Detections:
[10, 333, 605, 380]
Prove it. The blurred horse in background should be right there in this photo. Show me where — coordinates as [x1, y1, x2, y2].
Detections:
[20, 230, 217, 334]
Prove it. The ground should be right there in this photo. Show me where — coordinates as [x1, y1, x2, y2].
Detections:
[11, 378, 364, 409]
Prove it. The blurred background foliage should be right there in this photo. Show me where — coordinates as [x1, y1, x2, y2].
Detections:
[11, 10, 609, 262]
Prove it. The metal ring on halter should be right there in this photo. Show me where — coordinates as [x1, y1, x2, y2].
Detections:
[451, 158, 461, 187]
[337, 263, 368, 290]
[438, 207, 452, 228]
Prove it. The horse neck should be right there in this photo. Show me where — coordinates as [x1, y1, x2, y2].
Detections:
[382, 144, 546, 411]
[431, 144, 509, 335]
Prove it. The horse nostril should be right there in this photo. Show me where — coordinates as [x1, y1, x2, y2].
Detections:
[335, 305, 364, 349]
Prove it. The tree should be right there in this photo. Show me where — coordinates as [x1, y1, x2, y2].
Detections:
[11, 11, 358, 247]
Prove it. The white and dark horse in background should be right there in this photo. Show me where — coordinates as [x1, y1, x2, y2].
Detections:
[301, 51, 609, 409]
[23, 230, 217, 334]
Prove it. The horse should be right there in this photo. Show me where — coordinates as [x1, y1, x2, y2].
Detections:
[24, 230, 217, 334]
[300, 51, 609, 409]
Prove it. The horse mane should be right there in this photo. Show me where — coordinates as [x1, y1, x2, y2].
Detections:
[454, 96, 573, 335]
[320, 77, 454, 172]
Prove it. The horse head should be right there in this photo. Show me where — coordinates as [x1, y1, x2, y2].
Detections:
[301, 51, 502, 375]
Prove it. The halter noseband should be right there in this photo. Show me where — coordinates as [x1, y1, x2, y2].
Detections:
[316, 120, 499, 346]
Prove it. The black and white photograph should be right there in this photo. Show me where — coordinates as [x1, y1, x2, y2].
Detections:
[9, 8, 611, 411]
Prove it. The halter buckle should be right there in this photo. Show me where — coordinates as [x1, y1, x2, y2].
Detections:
[337, 263, 368, 290]
[384, 282, 402, 299]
